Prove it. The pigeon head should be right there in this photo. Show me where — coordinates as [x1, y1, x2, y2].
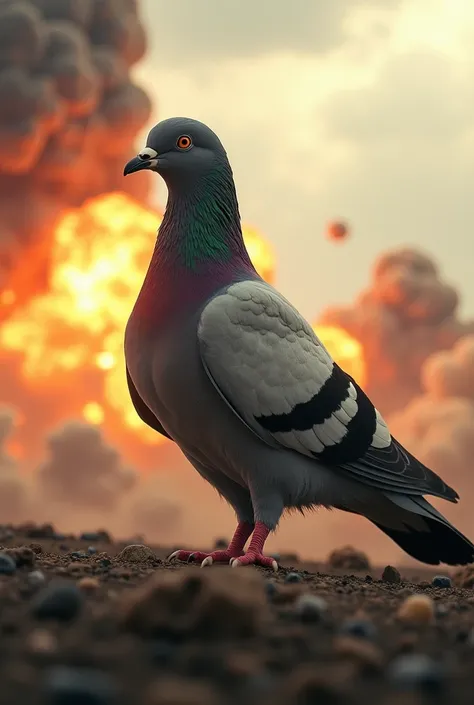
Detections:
[123, 117, 228, 191]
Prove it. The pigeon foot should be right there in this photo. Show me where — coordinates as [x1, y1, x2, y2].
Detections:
[229, 521, 278, 571]
[167, 520, 254, 568]
[230, 552, 278, 572]
[168, 549, 243, 566]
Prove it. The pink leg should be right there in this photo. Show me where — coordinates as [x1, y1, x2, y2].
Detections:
[230, 521, 278, 572]
[168, 521, 254, 567]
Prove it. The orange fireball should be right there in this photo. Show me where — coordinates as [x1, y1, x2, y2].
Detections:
[313, 324, 366, 388]
[0, 193, 276, 445]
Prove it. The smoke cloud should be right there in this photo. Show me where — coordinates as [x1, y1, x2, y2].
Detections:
[0, 0, 151, 299]
[0, 410, 182, 542]
[388, 335, 474, 535]
[319, 247, 474, 415]
[38, 420, 137, 509]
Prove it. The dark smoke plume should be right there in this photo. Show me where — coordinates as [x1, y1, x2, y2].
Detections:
[0, 0, 152, 304]
[319, 248, 474, 415]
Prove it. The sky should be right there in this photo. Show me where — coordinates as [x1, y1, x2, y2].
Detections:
[134, 0, 474, 323]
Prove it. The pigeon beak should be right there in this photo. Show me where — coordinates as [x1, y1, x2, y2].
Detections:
[123, 155, 158, 176]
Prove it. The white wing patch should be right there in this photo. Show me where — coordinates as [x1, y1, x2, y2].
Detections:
[371, 409, 391, 449]
[198, 280, 392, 460]
[199, 281, 334, 420]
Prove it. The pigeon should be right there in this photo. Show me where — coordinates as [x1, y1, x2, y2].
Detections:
[123, 117, 474, 571]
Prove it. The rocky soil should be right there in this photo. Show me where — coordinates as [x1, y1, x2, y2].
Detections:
[1, 523, 474, 704]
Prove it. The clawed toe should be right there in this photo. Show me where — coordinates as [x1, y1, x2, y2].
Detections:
[231, 553, 278, 572]
[167, 548, 242, 567]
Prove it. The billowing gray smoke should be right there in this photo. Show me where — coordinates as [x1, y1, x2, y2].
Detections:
[0, 0, 152, 301]
[319, 248, 474, 415]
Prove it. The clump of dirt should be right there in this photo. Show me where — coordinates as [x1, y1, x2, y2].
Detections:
[327, 545, 371, 571]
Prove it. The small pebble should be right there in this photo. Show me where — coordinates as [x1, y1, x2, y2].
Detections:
[26, 628, 57, 656]
[285, 572, 302, 584]
[339, 617, 377, 640]
[270, 553, 281, 562]
[99, 558, 111, 568]
[44, 665, 119, 705]
[397, 594, 434, 625]
[78, 577, 101, 592]
[264, 581, 277, 599]
[432, 575, 452, 589]
[87, 546, 98, 555]
[293, 594, 327, 622]
[32, 582, 84, 622]
[115, 544, 155, 562]
[53, 533, 66, 541]
[333, 636, 383, 670]
[0, 552, 16, 575]
[388, 653, 444, 691]
[27, 570, 46, 588]
[382, 565, 401, 584]
[70, 551, 86, 560]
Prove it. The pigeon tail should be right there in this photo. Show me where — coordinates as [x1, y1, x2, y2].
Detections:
[371, 494, 474, 566]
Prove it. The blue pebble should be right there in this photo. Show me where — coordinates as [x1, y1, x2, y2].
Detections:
[87, 546, 97, 555]
[44, 665, 119, 705]
[270, 553, 281, 562]
[388, 654, 444, 691]
[0, 552, 16, 575]
[32, 582, 84, 622]
[80, 532, 101, 542]
[432, 575, 452, 589]
[99, 558, 111, 568]
[293, 594, 327, 622]
[53, 533, 66, 541]
[285, 572, 302, 584]
[340, 617, 377, 640]
[70, 551, 86, 560]
[265, 581, 277, 599]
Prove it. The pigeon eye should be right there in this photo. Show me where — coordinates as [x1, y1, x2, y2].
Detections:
[177, 135, 192, 150]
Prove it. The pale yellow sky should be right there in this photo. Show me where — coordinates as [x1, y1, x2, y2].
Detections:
[134, 0, 474, 322]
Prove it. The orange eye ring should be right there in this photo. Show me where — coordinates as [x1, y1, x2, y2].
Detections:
[176, 135, 192, 150]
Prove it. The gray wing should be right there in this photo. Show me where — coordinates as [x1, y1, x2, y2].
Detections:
[197, 280, 458, 503]
[126, 367, 173, 440]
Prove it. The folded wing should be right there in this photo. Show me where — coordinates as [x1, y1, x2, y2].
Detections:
[198, 280, 457, 502]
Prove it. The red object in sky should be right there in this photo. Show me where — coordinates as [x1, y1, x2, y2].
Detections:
[326, 220, 349, 242]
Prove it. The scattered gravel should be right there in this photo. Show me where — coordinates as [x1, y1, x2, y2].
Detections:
[0, 522, 472, 704]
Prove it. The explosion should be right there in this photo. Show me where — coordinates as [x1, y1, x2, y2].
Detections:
[313, 324, 365, 387]
[0, 193, 278, 445]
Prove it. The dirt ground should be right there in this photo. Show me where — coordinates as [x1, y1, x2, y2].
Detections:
[1, 524, 474, 704]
